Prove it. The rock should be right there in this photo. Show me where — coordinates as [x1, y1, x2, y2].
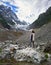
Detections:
[0, 42, 5, 48]
[0, 42, 48, 63]
[9, 44, 19, 50]
[0, 43, 19, 59]
[44, 53, 51, 62]
[14, 47, 45, 63]
[0, 50, 10, 59]
[44, 43, 51, 53]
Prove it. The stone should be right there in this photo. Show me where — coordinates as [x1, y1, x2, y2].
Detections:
[14, 47, 45, 63]
[44, 43, 51, 53]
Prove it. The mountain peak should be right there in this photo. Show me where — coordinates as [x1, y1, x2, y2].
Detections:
[0, 5, 27, 30]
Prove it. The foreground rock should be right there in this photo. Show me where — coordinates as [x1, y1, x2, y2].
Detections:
[0, 42, 51, 64]
[14, 47, 45, 63]
[0, 43, 19, 59]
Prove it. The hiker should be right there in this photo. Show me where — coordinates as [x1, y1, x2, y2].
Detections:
[30, 30, 35, 48]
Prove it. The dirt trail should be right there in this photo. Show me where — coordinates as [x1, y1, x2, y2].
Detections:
[16, 31, 31, 47]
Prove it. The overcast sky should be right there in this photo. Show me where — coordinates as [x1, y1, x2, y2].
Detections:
[0, 0, 51, 23]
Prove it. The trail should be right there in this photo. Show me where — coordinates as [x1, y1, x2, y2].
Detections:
[16, 31, 31, 47]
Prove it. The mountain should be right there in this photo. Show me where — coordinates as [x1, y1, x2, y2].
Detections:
[0, 5, 27, 29]
[29, 7, 51, 29]
[28, 6, 51, 45]
[35, 22, 51, 44]
[0, 5, 27, 41]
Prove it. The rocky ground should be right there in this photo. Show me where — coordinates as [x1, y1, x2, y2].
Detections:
[0, 30, 51, 65]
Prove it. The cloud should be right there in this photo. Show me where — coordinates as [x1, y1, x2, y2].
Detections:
[14, 0, 51, 23]
[4, 2, 19, 12]
[0, 0, 51, 23]
[0, 1, 19, 12]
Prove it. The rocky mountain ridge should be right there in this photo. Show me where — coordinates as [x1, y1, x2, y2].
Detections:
[29, 7, 51, 29]
[0, 5, 27, 29]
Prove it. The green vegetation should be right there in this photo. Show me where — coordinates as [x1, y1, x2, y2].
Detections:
[0, 48, 2, 53]
[45, 53, 48, 59]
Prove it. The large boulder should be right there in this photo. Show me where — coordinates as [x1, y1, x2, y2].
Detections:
[14, 47, 45, 63]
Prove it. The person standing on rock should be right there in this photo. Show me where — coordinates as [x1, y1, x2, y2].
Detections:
[30, 30, 35, 48]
